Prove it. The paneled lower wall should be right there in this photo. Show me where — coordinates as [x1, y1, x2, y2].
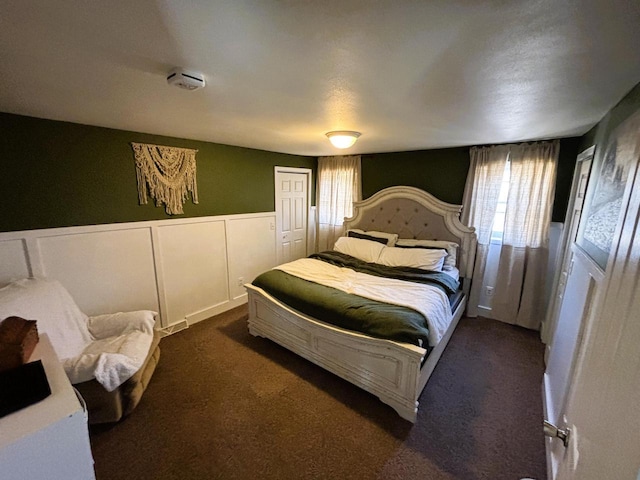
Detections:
[0, 212, 278, 331]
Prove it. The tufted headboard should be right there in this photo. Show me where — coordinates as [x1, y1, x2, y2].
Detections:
[344, 186, 477, 291]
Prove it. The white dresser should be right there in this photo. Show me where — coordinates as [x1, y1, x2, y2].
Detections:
[0, 334, 96, 480]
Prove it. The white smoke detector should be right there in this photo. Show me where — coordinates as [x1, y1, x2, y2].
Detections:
[166, 68, 206, 91]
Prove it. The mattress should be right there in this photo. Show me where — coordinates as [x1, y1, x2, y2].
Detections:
[252, 251, 461, 348]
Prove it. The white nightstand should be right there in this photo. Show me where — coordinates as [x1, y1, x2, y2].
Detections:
[0, 334, 96, 480]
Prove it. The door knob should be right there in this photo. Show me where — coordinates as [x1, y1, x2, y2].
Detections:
[544, 420, 571, 447]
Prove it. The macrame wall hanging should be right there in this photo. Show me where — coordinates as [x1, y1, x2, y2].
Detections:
[131, 142, 199, 215]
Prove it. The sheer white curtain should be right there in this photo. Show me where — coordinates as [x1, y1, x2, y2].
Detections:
[463, 141, 558, 329]
[462, 145, 510, 317]
[316, 155, 362, 252]
[491, 141, 558, 329]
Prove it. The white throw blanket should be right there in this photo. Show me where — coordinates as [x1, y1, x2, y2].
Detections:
[65, 311, 156, 391]
[0, 278, 156, 392]
[275, 258, 452, 347]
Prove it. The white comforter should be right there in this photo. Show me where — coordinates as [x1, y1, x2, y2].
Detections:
[275, 258, 453, 347]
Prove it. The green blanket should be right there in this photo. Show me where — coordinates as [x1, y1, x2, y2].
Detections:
[252, 251, 458, 348]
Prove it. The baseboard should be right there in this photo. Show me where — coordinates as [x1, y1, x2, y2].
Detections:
[186, 295, 248, 326]
[159, 295, 249, 335]
[158, 319, 189, 337]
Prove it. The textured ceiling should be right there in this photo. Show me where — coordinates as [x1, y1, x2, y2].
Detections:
[1, 0, 639, 156]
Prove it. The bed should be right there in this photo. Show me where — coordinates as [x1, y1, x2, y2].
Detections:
[245, 186, 476, 422]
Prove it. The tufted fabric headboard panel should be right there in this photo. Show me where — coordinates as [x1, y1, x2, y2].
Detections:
[344, 186, 477, 288]
[350, 197, 461, 245]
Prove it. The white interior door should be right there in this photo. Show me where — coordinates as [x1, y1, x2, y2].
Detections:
[543, 246, 603, 478]
[275, 168, 310, 264]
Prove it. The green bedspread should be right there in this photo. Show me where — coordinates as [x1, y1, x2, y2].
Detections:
[251, 251, 460, 348]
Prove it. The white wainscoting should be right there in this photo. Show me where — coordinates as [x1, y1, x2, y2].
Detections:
[37, 228, 159, 316]
[226, 216, 277, 303]
[0, 212, 278, 331]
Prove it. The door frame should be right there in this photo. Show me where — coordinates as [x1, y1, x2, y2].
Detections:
[541, 145, 599, 480]
[274, 166, 313, 264]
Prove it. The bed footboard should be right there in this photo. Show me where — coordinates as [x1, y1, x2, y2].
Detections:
[246, 284, 427, 422]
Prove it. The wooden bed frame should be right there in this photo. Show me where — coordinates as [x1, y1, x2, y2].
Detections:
[246, 186, 476, 422]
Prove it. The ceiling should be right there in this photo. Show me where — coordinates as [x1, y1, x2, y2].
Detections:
[1, 1, 639, 157]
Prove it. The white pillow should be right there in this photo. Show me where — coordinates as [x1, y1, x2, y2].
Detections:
[395, 239, 459, 270]
[377, 246, 447, 271]
[0, 278, 92, 361]
[334, 236, 385, 263]
[347, 229, 398, 246]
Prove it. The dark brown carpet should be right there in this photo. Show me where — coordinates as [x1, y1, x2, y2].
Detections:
[90, 306, 547, 480]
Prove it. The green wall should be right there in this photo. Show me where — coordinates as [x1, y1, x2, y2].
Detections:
[1, 109, 591, 233]
[554, 137, 582, 222]
[362, 138, 581, 223]
[0, 113, 316, 232]
[362, 147, 470, 205]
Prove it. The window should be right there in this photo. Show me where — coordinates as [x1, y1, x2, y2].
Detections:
[316, 155, 361, 251]
[490, 159, 511, 244]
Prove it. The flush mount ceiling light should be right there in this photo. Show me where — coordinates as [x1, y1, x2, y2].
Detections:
[325, 130, 361, 149]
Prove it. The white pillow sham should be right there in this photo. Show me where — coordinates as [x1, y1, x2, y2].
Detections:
[347, 229, 398, 246]
[395, 239, 459, 269]
[334, 236, 386, 263]
[377, 246, 447, 271]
